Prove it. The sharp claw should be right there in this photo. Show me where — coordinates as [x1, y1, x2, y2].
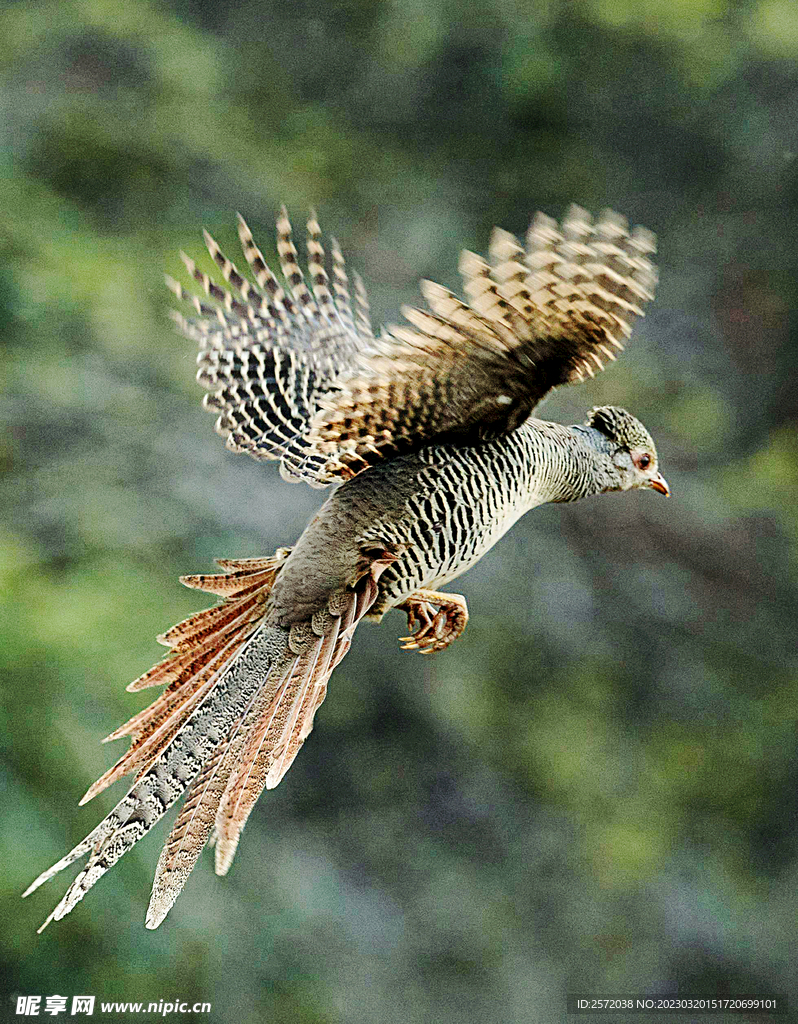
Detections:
[401, 596, 468, 653]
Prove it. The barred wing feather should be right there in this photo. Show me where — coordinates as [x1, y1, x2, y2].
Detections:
[300, 206, 657, 484]
[170, 205, 656, 488]
[169, 208, 373, 487]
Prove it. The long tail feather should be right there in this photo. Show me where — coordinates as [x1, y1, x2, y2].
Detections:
[212, 555, 389, 876]
[81, 638, 231, 805]
[24, 547, 397, 930]
[25, 621, 290, 931]
[144, 735, 236, 929]
[82, 559, 289, 803]
[23, 555, 289, 929]
[212, 643, 323, 875]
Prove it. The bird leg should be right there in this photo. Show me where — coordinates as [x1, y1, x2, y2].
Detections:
[398, 590, 469, 654]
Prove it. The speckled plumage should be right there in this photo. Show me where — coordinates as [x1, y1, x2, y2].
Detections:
[26, 204, 668, 931]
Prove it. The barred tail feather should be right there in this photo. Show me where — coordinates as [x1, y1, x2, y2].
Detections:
[25, 621, 287, 932]
[23, 554, 290, 930]
[144, 734, 238, 929]
[211, 553, 389, 877]
[80, 556, 289, 804]
[80, 635, 235, 806]
[24, 548, 397, 931]
[146, 553, 394, 921]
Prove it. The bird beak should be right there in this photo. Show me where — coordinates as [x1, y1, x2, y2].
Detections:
[648, 472, 670, 497]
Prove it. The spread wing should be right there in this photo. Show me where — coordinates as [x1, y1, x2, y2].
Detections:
[169, 205, 656, 488]
[302, 206, 657, 484]
[168, 208, 374, 486]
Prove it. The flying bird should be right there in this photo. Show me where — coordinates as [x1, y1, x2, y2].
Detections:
[24, 204, 668, 930]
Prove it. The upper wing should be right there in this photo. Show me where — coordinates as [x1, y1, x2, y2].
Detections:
[298, 205, 657, 484]
[169, 205, 656, 489]
[168, 208, 374, 486]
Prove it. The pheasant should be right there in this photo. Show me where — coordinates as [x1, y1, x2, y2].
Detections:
[24, 204, 669, 931]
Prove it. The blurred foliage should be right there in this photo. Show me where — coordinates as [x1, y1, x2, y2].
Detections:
[2, 0, 798, 1021]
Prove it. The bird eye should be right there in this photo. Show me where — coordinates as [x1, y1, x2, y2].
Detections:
[637, 453, 651, 470]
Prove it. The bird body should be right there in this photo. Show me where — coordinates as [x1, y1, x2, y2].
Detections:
[24, 204, 668, 930]
[273, 416, 632, 626]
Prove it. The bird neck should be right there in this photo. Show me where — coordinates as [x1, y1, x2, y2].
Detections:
[518, 420, 622, 505]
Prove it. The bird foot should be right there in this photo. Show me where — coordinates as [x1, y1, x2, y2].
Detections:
[398, 590, 469, 654]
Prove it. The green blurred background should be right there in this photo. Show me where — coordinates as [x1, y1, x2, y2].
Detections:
[3, 0, 798, 1021]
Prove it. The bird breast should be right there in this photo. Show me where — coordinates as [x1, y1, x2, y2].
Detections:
[352, 433, 544, 618]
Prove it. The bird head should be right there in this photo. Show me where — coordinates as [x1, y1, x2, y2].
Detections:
[586, 406, 670, 496]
